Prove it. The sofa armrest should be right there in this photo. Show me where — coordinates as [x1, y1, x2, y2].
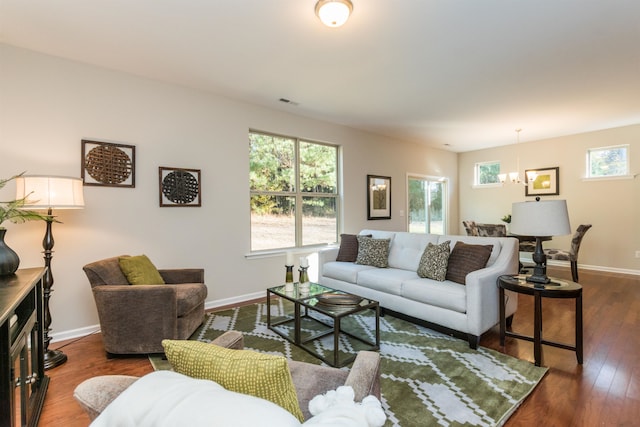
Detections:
[317, 247, 339, 279]
[159, 268, 204, 284]
[464, 237, 519, 336]
[344, 350, 381, 401]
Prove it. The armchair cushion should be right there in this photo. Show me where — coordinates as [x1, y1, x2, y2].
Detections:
[118, 255, 165, 285]
[162, 339, 304, 422]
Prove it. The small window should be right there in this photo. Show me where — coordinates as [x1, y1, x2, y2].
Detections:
[475, 161, 501, 185]
[587, 145, 629, 178]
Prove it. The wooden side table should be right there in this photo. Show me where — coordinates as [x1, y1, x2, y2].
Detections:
[498, 274, 583, 367]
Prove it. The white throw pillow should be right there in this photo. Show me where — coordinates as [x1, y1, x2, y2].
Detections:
[90, 371, 301, 427]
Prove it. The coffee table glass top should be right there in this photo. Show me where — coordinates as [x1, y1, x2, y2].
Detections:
[268, 283, 375, 316]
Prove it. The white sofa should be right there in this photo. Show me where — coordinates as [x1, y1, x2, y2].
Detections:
[318, 230, 519, 348]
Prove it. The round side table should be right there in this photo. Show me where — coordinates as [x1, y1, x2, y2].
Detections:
[498, 274, 583, 367]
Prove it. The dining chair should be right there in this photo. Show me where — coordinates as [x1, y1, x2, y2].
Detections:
[543, 224, 593, 282]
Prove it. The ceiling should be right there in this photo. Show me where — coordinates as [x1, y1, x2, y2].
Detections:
[1, 1, 639, 152]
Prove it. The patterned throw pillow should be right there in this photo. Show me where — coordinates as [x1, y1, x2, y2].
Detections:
[445, 241, 493, 285]
[355, 236, 391, 268]
[162, 340, 304, 422]
[118, 255, 165, 285]
[417, 241, 451, 281]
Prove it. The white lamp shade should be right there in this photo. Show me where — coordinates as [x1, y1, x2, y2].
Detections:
[15, 176, 85, 209]
[315, 0, 353, 27]
[510, 199, 571, 237]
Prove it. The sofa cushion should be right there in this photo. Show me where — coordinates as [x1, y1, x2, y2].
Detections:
[417, 241, 450, 281]
[357, 268, 418, 295]
[322, 261, 377, 284]
[356, 236, 391, 268]
[90, 371, 301, 427]
[401, 278, 467, 313]
[445, 242, 493, 285]
[162, 340, 304, 421]
[118, 255, 165, 285]
[387, 232, 439, 271]
[336, 234, 371, 262]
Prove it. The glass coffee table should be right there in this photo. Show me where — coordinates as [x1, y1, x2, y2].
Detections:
[266, 282, 380, 367]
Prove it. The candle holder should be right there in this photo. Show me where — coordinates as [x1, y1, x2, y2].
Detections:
[285, 265, 294, 291]
[298, 266, 310, 294]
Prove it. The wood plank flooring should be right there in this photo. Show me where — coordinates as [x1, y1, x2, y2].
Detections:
[38, 267, 639, 426]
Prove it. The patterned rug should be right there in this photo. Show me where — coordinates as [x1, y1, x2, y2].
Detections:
[150, 301, 546, 427]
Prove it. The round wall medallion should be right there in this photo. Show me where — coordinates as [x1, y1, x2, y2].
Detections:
[85, 145, 132, 185]
[162, 170, 199, 204]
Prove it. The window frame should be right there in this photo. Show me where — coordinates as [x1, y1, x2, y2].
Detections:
[249, 129, 340, 253]
[585, 144, 630, 179]
[474, 160, 502, 187]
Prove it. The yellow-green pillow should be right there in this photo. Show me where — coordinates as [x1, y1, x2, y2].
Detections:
[162, 340, 303, 422]
[118, 255, 165, 285]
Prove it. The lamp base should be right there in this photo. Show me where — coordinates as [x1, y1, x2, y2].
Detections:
[44, 349, 67, 370]
[525, 274, 551, 285]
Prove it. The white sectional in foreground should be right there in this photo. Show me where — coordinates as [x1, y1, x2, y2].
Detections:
[318, 230, 520, 348]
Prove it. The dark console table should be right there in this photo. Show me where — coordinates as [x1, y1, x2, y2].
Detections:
[1, 268, 49, 427]
[498, 274, 583, 367]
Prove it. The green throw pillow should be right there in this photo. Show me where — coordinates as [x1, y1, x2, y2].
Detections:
[118, 255, 165, 285]
[417, 241, 450, 281]
[355, 236, 391, 268]
[162, 340, 304, 422]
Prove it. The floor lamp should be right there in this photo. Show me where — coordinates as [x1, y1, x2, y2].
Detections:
[15, 175, 84, 369]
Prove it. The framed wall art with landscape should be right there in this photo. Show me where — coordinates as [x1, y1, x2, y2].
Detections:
[159, 167, 201, 207]
[525, 166, 559, 196]
[82, 140, 135, 187]
[367, 175, 391, 220]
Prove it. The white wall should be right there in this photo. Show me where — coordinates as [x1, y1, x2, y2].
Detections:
[0, 45, 458, 339]
[458, 125, 640, 274]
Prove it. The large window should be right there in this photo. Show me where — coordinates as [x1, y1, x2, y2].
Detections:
[249, 130, 339, 251]
[408, 175, 447, 235]
[587, 145, 629, 178]
[474, 161, 501, 186]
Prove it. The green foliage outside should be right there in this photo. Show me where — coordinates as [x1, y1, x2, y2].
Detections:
[249, 133, 337, 217]
[589, 147, 627, 177]
[408, 179, 442, 221]
[478, 162, 500, 184]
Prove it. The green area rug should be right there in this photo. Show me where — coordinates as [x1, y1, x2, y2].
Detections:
[150, 301, 546, 427]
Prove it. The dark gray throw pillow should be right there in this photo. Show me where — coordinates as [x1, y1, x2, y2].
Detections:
[417, 240, 451, 281]
[355, 236, 391, 268]
[445, 241, 493, 285]
[336, 233, 371, 262]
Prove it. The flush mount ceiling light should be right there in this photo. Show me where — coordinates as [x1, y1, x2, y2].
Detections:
[315, 0, 353, 28]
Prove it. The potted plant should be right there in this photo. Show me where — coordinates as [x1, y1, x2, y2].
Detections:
[0, 173, 54, 275]
[501, 214, 511, 234]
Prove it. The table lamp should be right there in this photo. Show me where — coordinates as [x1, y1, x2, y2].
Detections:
[510, 198, 571, 285]
[15, 175, 84, 369]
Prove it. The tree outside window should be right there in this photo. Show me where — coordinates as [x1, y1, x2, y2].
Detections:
[249, 131, 339, 251]
[587, 145, 629, 178]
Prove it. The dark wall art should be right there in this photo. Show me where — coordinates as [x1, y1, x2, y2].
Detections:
[367, 174, 391, 220]
[159, 167, 201, 207]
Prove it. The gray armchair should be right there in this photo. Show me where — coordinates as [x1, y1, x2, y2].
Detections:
[83, 256, 208, 356]
[74, 331, 382, 422]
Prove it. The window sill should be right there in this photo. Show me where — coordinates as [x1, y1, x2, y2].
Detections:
[582, 174, 636, 182]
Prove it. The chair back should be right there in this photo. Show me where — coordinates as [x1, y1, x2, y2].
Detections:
[570, 224, 592, 256]
[83, 256, 130, 288]
[476, 223, 507, 237]
[462, 220, 478, 236]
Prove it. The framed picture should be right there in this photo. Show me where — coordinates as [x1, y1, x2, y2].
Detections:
[367, 175, 391, 220]
[525, 167, 559, 196]
[82, 140, 135, 187]
[159, 167, 201, 207]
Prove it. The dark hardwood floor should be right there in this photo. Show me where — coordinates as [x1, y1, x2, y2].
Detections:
[38, 267, 639, 426]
